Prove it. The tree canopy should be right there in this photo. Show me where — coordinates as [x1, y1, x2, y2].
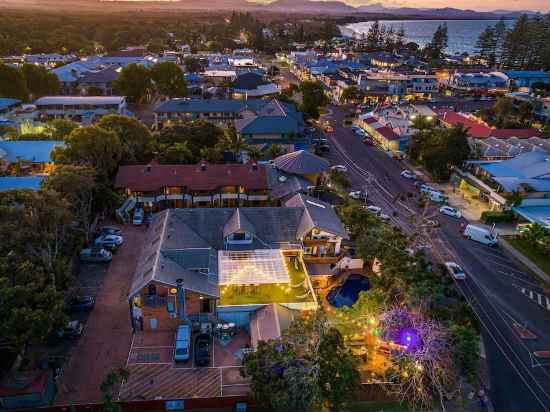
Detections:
[299, 80, 328, 119]
[98, 115, 154, 163]
[112, 63, 152, 104]
[150, 61, 187, 98]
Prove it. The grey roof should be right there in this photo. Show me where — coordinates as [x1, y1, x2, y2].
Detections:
[154, 98, 245, 114]
[273, 150, 330, 175]
[223, 208, 256, 238]
[79, 66, 120, 84]
[284, 193, 348, 239]
[233, 72, 269, 90]
[129, 201, 348, 299]
[236, 115, 300, 135]
[481, 150, 550, 180]
[34, 96, 125, 106]
[266, 167, 311, 200]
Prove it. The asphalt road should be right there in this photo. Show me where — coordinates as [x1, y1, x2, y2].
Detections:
[322, 105, 550, 412]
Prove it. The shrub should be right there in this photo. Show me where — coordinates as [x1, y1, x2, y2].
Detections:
[481, 210, 516, 224]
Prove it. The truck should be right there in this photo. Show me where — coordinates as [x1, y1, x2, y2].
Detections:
[464, 224, 498, 246]
[174, 324, 191, 362]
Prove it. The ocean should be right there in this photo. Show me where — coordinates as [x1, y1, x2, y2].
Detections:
[340, 19, 516, 55]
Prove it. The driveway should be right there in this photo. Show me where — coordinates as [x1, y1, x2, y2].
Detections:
[55, 225, 146, 405]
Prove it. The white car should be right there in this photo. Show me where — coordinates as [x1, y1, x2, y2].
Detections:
[365, 205, 382, 215]
[400, 170, 417, 180]
[94, 234, 124, 250]
[439, 205, 461, 219]
[445, 262, 466, 280]
[331, 165, 348, 173]
[349, 191, 367, 201]
[379, 214, 391, 222]
[133, 209, 144, 225]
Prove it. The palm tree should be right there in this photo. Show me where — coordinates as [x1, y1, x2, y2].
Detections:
[267, 144, 285, 160]
[223, 124, 249, 162]
[247, 146, 263, 162]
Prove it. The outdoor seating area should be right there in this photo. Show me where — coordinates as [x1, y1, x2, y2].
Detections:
[219, 253, 316, 306]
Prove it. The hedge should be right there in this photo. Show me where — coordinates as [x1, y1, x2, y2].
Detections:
[481, 210, 516, 224]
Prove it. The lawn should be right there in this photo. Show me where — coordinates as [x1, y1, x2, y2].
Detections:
[219, 256, 315, 306]
[506, 236, 550, 277]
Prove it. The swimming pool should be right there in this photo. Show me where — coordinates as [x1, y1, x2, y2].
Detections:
[327, 274, 370, 308]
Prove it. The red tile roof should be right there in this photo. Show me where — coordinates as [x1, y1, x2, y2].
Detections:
[114, 162, 268, 192]
[435, 109, 491, 138]
[377, 126, 400, 141]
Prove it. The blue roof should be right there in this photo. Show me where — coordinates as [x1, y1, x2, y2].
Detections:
[0, 98, 21, 111]
[0, 140, 64, 163]
[0, 176, 44, 192]
[513, 202, 550, 228]
[504, 71, 550, 79]
[184, 73, 202, 83]
[239, 116, 300, 134]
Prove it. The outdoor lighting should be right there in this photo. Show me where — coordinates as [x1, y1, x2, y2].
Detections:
[426, 116, 433, 121]
[170, 288, 177, 294]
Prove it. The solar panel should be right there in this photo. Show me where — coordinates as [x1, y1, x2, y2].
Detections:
[218, 249, 290, 285]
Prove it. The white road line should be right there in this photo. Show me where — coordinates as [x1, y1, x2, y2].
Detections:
[547, 297, 550, 311]
[132, 346, 175, 349]
[538, 294, 543, 305]
[499, 271, 540, 288]
[530, 290, 534, 300]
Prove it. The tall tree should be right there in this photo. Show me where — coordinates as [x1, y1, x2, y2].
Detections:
[52, 125, 123, 177]
[46, 118, 80, 140]
[425, 23, 448, 60]
[98, 115, 154, 163]
[21, 63, 60, 99]
[112, 63, 151, 104]
[150, 61, 187, 98]
[222, 124, 249, 161]
[299, 80, 328, 119]
[0, 63, 29, 101]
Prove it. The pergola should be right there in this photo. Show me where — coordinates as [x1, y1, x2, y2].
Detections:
[218, 249, 290, 286]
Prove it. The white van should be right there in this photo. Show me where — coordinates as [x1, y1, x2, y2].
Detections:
[174, 324, 191, 362]
[133, 208, 143, 226]
[464, 224, 498, 246]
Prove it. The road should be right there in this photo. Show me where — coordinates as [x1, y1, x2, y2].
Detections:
[322, 105, 550, 412]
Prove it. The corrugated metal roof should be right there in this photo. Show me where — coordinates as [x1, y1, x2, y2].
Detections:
[0, 176, 43, 192]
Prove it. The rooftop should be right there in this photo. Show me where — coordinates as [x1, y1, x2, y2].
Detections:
[114, 161, 268, 192]
[272, 150, 330, 175]
[0, 140, 64, 163]
[34, 96, 125, 106]
[0, 176, 44, 192]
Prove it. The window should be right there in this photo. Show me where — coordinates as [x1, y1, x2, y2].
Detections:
[232, 232, 246, 241]
[201, 298, 211, 313]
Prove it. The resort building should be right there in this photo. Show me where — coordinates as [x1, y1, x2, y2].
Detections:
[127, 193, 349, 333]
[32, 96, 127, 123]
[443, 72, 509, 94]
[504, 70, 550, 91]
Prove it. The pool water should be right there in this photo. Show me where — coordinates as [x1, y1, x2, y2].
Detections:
[327, 274, 370, 308]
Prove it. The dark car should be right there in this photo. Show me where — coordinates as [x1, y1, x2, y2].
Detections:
[96, 226, 122, 237]
[67, 296, 95, 312]
[194, 333, 210, 367]
[57, 320, 84, 339]
[318, 144, 330, 152]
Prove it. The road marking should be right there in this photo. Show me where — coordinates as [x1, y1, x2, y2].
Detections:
[519, 287, 550, 311]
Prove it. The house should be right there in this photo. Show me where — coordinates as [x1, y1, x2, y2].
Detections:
[114, 161, 270, 211]
[504, 70, 550, 91]
[235, 100, 307, 151]
[128, 193, 349, 332]
[0, 98, 22, 117]
[356, 110, 412, 153]
[32, 96, 127, 123]
[232, 73, 279, 99]
[444, 72, 509, 94]
[0, 140, 63, 174]
[453, 149, 550, 212]
[77, 66, 121, 96]
[153, 99, 246, 128]
[0, 370, 55, 410]
[24, 53, 76, 67]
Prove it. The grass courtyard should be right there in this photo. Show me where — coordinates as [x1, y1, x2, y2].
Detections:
[219, 255, 315, 306]
[505, 236, 550, 282]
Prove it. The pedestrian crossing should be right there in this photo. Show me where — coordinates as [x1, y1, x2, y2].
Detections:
[520, 287, 550, 311]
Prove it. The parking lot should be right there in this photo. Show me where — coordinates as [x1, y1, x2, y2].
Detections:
[55, 224, 147, 405]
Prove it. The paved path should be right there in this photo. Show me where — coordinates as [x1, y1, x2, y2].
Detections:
[55, 225, 146, 405]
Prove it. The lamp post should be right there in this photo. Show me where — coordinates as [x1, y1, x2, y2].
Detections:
[199, 295, 204, 322]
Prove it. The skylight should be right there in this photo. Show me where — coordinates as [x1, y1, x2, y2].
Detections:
[218, 249, 290, 285]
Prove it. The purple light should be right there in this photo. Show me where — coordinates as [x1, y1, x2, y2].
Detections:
[399, 328, 421, 352]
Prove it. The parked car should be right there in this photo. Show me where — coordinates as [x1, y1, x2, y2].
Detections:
[427, 190, 446, 203]
[57, 320, 84, 339]
[400, 170, 416, 180]
[97, 226, 122, 237]
[464, 224, 498, 246]
[324, 125, 334, 133]
[174, 324, 191, 362]
[194, 333, 211, 367]
[362, 138, 374, 145]
[94, 234, 124, 250]
[349, 191, 367, 201]
[133, 209, 144, 226]
[79, 247, 112, 263]
[379, 213, 391, 222]
[67, 296, 95, 312]
[318, 144, 330, 152]
[445, 262, 466, 280]
[331, 165, 348, 173]
[439, 206, 461, 219]
[365, 205, 382, 215]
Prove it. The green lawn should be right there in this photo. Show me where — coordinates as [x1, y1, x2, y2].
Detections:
[219, 257, 314, 306]
[506, 236, 550, 277]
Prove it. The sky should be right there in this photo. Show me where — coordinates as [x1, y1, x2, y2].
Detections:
[102, 0, 550, 12]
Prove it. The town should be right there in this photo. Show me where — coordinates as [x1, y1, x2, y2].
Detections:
[0, 6, 550, 412]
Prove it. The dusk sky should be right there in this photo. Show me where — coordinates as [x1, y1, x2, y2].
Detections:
[115, 0, 550, 12]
